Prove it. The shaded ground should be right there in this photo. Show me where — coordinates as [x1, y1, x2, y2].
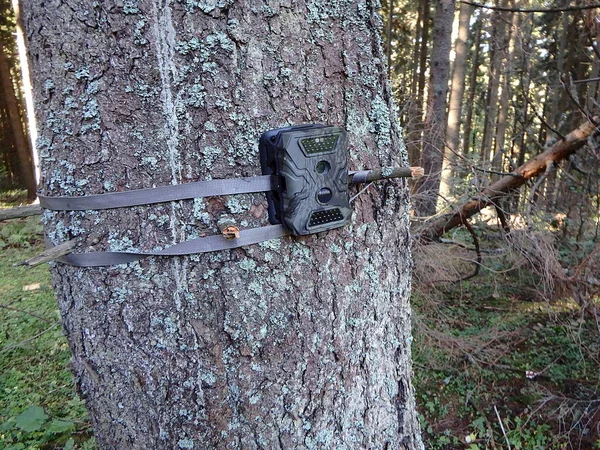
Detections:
[413, 270, 600, 449]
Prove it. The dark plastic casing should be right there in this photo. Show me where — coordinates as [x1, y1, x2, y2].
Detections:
[259, 125, 352, 235]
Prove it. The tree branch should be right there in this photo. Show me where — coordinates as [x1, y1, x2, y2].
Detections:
[526, 160, 554, 227]
[0, 204, 42, 221]
[416, 117, 600, 242]
[456, 216, 481, 282]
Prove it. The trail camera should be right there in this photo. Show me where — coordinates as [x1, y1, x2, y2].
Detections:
[259, 124, 352, 235]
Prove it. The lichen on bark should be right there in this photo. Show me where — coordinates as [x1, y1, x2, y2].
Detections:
[23, 0, 423, 448]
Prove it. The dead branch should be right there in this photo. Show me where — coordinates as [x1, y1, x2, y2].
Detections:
[17, 238, 83, 267]
[456, 216, 481, 282]
[0, 204, 42, 221]
[494, 204, 511, 233]
[526, 160, 554, 227]
[416, 117, 600, 243]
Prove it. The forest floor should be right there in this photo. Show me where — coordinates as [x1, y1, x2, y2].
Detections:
[413, 278, 600, 449]
[0, 192, 598, 449]
[412, 223, 600, 449]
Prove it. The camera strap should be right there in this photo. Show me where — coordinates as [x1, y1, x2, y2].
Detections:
[56, 224, 289, 267]
[39, 175, 272, 211]
[39, 169, 413, 267]
[38, 122, 423, 268]
[39, 175, 288, 267]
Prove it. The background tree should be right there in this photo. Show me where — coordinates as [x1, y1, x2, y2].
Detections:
[414, 0, 456, 216]
[23, 1, 422, 448]
[439, 1, 473, 198]
[0, 0, 35, 198]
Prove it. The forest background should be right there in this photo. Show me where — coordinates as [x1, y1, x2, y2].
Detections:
[1, 0, 599, 449]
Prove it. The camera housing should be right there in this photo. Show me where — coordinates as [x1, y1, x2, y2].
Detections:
[259, 124, 352, 235]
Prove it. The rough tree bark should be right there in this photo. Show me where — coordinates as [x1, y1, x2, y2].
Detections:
[417, 117, 599, 242]
[23, 1, 422, 449]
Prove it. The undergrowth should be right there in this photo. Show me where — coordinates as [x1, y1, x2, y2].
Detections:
[412, 222, 600, 450]
[0, 214, 94, 450]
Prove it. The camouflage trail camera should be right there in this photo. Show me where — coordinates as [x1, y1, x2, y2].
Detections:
[259, 125, 352, 235]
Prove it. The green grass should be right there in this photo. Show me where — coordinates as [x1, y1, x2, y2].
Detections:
[0, 215, 94, 450]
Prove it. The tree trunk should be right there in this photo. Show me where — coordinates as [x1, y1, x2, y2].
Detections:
[480, 1, 508, 166]
[0, 37, 36, 199]
[385, 0, 395, 78]
[0, 86, 18, 186]
[406, 0, 431, 167]
[11, 0, 40, 186]
[490, 1, 519, 184]
[415, 0, 456, 216]
[410, 0, 425, 98]
[416, 0, 431, 113]
[462, 15, 482, 158]
[23, 1, 422, 449]
[439, 1, 473, 199]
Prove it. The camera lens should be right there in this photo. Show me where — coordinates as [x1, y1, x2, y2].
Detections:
[315, 160, 330, 174]
[317, 188, 333, 204]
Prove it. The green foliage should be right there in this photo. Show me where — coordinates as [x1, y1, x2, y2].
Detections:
[0, 216, 43, 249]
[14, 406, 48, 432]
[0, 217, 94, 449]
[0, 190, 29, 206]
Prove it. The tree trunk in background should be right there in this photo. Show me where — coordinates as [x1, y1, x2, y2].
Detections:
[23, 1, 422, 449]
[548, 9, 578, 210]
[415, 0, 455, 216]
[440, 1, 473, 199]
[407, 0, 431, 167]
[508, 13, 531, 213]
[0, 37, 36, 199]
[462, 16, 482, 159]
[416, 0, 431, 114]
[490, 1, 519, 183]
[386, 0, 395, 78]
[410, 0, 425, 98]
[11, 0, 39, 185]
[0, 90, 19, 186]
[587, 55, 600, 113]
[514, 12, 532, 167]
[480, 1, 508, 167]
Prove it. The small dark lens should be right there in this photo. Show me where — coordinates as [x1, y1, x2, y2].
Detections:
[317, 188, 333, 204]
[315, 160, 330, 174]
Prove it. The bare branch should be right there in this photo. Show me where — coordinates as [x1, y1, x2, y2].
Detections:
[456, 216, 481, 282]
[416, 117, 600, 242]
[0, 303, 58, 324]
[526, 160, 554, 227]
[0, 204, 42, 221]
